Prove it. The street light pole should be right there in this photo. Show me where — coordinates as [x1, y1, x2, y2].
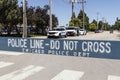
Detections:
[23, 0, 27, 38]
[97, 12, 99, 30]
[49, 0, 52, 30]
[102, 17, 105, 30]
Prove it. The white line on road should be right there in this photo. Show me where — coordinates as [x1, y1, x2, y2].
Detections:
[0, 51, 24, 56]
[0, 61, 14, 68]
[108, 75, 120, 80]
[51, 69, 84, 80]
[0, 65, 45, 80]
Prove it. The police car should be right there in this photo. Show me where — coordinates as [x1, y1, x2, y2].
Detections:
[47, 27, 67, 38]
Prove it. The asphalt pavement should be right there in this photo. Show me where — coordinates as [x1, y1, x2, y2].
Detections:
[33, 31, 120, 41]
[0, 51, 120, 80]
[66, 31, 120, 40]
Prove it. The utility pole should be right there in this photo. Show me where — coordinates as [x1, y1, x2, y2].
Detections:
[49, 0, 52, 30]
[69, 0, 86, 28]
[102, 17, 105, 30]
[97, 12, 99, 30]
[72, 1, 74, 19]
[23, 0, 27, 38]
[69, 0, 75, 19]
[80, 0, 86, 29]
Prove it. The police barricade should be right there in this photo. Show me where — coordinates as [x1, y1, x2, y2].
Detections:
[0, 37, 120, 60]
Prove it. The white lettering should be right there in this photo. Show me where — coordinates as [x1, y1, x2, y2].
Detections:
[82, 41, 87, 52]
[82, 41, 111, 54]
[30, 40, 44, 49]
[106, 42, 111, 53]
[93, 42, 99, 52]
[88, 42, 93, 52]
[64, 41, 78, 50]
[8, 39, 27, 48]
[99, 42, 105, 53]
[50, 40, 60, 50]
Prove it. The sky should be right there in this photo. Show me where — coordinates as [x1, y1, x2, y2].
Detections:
[18, 0, 120, 26]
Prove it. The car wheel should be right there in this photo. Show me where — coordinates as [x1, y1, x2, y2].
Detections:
[59, 33, 62, 38]
[65, 35, 67, 38]
[74, 33, 77, 36]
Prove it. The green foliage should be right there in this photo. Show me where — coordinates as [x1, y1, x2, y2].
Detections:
[71, 12, 76, 19]
[114, 20, 120, 30]
[77, 10, 89, 29]
[52, 14, 58, 27]
[92, 19, 97, 26]
[103, 22, 110, 30]
[27, 6, 35, 28]
[69, 18, 82, 27]
[34, 5, 58, 34]
[0, 1, 58, 35]
[98, 21, 103, 29]
[0, 0, 19, 35]
[89, 23, 97, 31]
[26, 5, 58, 34]
[97, 20, 111, 30]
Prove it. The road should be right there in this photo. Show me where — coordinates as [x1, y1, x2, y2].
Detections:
[0, 51, 120, 80]
[33, 31, 120, 41]
[66, 31, 120, 40]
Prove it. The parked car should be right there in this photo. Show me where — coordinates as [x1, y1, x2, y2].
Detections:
[95, 29, 103, 33]
[66, 26, 79, 36]
[95, 29, 100, 33]
[47, 27, 67, 38]
[79, 29, 87, 35]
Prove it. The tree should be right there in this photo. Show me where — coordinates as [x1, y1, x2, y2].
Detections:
[34, 5, 58, 34]
[34, 6, 43, 34]
[0, 0, 20, 35]
[52, 14, 58, 27]
[27, 6, 35, 28]
[0, 1, 58, 36]
[89, 23, 97, 31]
[105, 23, 111, 30]
[114, 19, 120, 30]
[92, 19, 97, 26]
[71, 12, 76, 19]
[98, 21, 103, 30]
[18, 5, 23, 28]
[77, 10, 89, 29]
[97, 20, 111, 30]
[69, 18, 82, 27]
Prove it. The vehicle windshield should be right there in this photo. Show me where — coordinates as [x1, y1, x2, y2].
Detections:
[80, 29, 84, 31]
[66, 27, 76, 30]
[53, 28, 65, 31]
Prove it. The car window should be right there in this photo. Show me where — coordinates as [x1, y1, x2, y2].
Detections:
[66, 28, 75, 30]
[53, 28, 65, 31]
